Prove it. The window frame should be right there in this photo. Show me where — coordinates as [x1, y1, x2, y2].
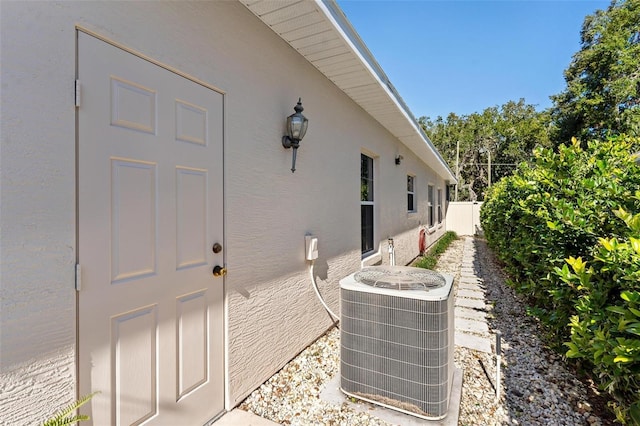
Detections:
[428, 184, 435, 228]
[407, 175, 416, 213]
[361, 153, 375, 256]
[437, 188, 443, 224]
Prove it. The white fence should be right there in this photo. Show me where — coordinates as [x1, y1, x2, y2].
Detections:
[446, 202, 483, 236]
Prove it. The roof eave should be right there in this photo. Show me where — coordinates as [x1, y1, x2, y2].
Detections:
[240, 0, 457, 183]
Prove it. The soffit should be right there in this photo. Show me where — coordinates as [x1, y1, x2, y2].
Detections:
[240, 0, 456, 182]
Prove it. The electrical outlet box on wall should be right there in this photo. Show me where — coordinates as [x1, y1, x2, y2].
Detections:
[305, 235, 318, 260]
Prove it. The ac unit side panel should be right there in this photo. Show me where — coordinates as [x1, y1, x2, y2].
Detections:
[340, 374, 449, 418]
[341, 332, 450, 369]
[341, 346, 450, 385]
[342, 291, 450, 331]
[341, 292, 452, 347]
[340, 284, 455, 419]
[447, 293, 455, 399]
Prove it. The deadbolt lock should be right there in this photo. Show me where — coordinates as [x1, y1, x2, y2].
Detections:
[213, 265, 227, 277]
[212, 243, 223, 253]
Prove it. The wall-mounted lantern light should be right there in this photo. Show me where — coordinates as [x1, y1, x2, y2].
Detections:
[282, 98, 309, 173]
[395, 155, 403, 165]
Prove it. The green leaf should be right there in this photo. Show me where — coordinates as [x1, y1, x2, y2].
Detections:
[599, 237, 614, 252]
[565, 342, 583, 358]
[566, 256, 587, 274]
[613, 355, 633, 363]
[607, 306, 628, 315]
[629, 401, 640, 425]
[42, 392, 98, 426]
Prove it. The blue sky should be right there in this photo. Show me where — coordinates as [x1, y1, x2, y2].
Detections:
[337, 0, 611, 120]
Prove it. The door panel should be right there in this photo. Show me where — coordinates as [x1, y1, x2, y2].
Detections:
[111, 305, 158, 425]
[176, 167, 208, 269]
[78, 32, 224, 425]
[176, 290, 208, 399]
[111, 159, 157, 283]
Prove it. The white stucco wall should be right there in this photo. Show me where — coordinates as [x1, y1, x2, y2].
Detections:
[1, 1, 451, 422]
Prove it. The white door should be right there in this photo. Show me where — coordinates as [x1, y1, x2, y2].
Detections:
[78, 32, 225, 425]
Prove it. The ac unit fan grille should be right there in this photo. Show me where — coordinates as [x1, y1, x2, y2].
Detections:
[354, 266, 446, 291]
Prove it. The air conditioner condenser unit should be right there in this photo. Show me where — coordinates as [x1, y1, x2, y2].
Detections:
[339, 266, 454, 420]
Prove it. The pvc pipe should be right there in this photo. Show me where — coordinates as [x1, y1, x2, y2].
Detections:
[308, 262, 339, 321]
[496, 331, 502, 401]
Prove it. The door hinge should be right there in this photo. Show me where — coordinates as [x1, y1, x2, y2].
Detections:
[75, 264, 82, 291]
[75, 80, 81, 108]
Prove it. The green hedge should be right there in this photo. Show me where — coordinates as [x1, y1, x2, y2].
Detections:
[480, 135, 640, 424]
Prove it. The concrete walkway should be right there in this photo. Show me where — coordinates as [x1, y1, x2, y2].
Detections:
[213, 409, 280, 426]
[454, 237, 492, 353]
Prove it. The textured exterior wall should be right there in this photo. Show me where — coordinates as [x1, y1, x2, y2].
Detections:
[0, 348, 76, 426]
[0, 1, 452, 420]
[1, 1, 78, 423]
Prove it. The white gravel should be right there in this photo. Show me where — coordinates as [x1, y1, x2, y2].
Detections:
[240, 236, 610, 425]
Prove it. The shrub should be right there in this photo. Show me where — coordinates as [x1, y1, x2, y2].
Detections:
[560, 208, 640, 425]
[481, 136, 640, 345]
[481, 135, 640, 423]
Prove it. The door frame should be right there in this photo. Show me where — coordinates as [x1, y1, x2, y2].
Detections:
[74, 25, 230, 415]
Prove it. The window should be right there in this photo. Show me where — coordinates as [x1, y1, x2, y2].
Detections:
[361, 154, 374, 254]
[428, 184, 434, 227]
[407, 175, 416, 212]
[437, 188, 443, 223]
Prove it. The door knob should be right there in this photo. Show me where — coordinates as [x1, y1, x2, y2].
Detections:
[212, 243, 222, 253]
[213, 265, 227, 277]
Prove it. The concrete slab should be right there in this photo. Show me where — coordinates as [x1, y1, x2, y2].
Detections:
[458, 280, 484, 289]
[455, 306, 487, 321]
[457, 288, 485, 300]
[455, 331, 492, 353]
[212, 409, 280, 426]
[456, 317, 489, 334]
[461, 265, 476, 271]
[320, 369, 463, 426]
[458, 283, 485, 294]
[455, 297, 486, 310]
[459, 275, 482, 284]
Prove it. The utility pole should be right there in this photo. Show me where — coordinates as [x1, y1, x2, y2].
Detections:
[455, 140, 460, 201]
[480, 147, 491, 188]
[487, 149, 491, 187]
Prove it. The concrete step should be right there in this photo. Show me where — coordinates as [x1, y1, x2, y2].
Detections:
[213, 409, 280, 426]
[458, 282, 486, 291]
[456, 306, 488, 321]
[455, 331, 492, 353]
[456, 317, 489, 334]
[455, 297, 486, 310]
[459, 275, 482, 284]
[457, 288, 485, 299]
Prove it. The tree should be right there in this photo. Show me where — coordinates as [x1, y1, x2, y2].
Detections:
[551, 0, 640, 143]
[420, 99, 551, 201]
